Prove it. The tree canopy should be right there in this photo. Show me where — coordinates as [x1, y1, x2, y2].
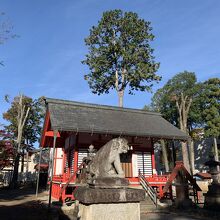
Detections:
[3, 95, 44, 147]
[82, 9, 160, 106]
[202, 78, 220, 138]
[151, 71, 203, 130]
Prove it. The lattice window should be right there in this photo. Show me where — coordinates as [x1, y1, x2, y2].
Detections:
[136, 151, 152, 176]
[78, 148, 88, 167]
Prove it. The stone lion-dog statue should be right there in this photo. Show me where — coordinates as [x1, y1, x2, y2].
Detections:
[88, 138, 129, 178]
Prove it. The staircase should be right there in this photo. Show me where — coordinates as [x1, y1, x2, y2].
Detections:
[140, 195, 158, 213]
[59, 162, 86, 201]
[139, 172, 158, 208]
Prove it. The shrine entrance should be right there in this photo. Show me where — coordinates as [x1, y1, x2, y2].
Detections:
[120, 152, 132, 177]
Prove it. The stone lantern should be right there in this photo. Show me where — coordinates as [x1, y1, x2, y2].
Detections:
[204, 155, 220, 210]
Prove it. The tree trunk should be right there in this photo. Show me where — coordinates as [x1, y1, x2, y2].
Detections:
[171, 141, 176, 169]
[160, 140, 169, 173]
[213, 137, 219, 161]
[10, 94, 30, 188]
[176, 94, 192, 173]
[26, 151, 29, 182]
[10, 153, 20, 188]
[118, 91, 124, 107]
[21, 149, 24, 172]
[181, 141, 191, 173]
[189, 139, 195, 174]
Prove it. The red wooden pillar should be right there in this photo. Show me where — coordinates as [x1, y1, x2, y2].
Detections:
[151, 138, 156, 175]
[73, 148, 78, 172]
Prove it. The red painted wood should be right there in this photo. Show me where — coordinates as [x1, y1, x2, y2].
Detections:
[40, 111, 50, 147]
[45, 131, 61, 138]
[73, 148, 78, 173]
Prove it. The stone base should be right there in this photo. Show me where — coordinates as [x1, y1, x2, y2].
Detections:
[89, 177, 129, 189]
[204, 184, 220, 210]
[78, 202, 140, 220]
[74, 187, 145, 204]
[204, 194, 220, 210]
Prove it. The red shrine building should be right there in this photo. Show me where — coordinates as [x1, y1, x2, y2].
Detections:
[40, 98, 188, 202]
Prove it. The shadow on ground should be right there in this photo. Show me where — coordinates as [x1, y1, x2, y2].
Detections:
[0, 200, 74, 220]
[0, 187, 74, 220]
[0, 187, 37, 201]
[141, 205, 220, 220]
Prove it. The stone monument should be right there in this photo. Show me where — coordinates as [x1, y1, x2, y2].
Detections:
[174, 162, 193, 208]
[204, 155, 220, 210]
[74, 138, 145, 220]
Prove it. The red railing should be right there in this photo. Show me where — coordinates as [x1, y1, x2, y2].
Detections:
[145, 175, 170, 198]
[52, 175, 63, 182]
[145, 175, 169, 183]
[59, 162, 85, 200]
[129, 174, 170, 198]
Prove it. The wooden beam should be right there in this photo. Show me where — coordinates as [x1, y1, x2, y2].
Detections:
[40, 111, 50, 147]
[45, 131, 61, 138]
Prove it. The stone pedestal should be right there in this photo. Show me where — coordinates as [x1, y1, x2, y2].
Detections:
[204, 184, 220, 210]
[74, 178, 145, 220]
[204, 157, 220, 210]
[175, 172, 192, 208]
[78, 203, 140, 220]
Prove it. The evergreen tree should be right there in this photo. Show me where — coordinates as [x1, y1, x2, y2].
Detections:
[83, 9, 160, 107]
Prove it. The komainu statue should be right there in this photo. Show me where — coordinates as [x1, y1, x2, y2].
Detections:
[88, 138, 129, 178]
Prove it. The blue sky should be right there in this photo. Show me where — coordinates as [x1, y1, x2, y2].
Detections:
[0, 0, 220, 125]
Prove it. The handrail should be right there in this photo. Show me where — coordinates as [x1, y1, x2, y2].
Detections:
[139, 171, 158, 207]
[59, 162, 85, 199]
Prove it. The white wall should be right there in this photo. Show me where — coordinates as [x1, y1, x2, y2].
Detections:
[55, 148, 63, 175]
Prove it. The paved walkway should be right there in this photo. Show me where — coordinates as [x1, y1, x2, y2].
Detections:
[141, 213, 208, 220]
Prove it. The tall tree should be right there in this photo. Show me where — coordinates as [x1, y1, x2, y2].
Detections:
[82, 9, 160, 107]
[202, 78, 220, 161]
[3, 94, 44, 187]
[151, 71, 201, 172]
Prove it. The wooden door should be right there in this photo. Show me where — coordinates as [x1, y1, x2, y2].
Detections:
[120, 152, 132, 177]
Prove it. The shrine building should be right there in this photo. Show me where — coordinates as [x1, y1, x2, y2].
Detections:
[40, 98, 188, 202]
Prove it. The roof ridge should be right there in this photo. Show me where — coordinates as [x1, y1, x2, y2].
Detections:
[45, 97, 161, 116]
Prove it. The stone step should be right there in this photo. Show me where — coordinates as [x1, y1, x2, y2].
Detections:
[140, 196, 157, 213]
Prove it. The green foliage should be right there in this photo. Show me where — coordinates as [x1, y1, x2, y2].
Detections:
[151, 71, 202, 129]
[82, 9, 160, 96]
[143, 104, 153, 111]
[202, 78, 220, 137]
[3, 95, 44, 146]
[151, 86, 179, 126]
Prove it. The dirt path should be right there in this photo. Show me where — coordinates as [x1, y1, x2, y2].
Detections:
[0, 187, 57, 220]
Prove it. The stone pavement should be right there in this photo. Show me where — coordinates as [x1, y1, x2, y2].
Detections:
[141, 213, 208, 220]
